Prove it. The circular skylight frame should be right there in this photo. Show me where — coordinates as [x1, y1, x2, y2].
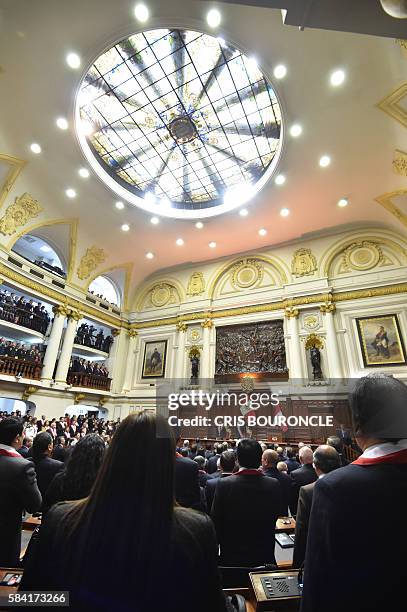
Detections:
[75, 27, 284, 219]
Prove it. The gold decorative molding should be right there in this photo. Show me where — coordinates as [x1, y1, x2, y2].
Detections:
[320, 302, 336, 314]
[201, 318, 213, 329]
[111, 328, 121, 337]
[22, 386, 38, 401]
[77, 246, 106, 280]
[188, 345, 201, 358]
[375, 190, 407, 230]
[285, 307, 299, 319]
[74, 393, 85, 405]
[0, 153, 27, 209]
[52, 305, 69, 317]
[376, 82, 407, 128]
[85, 262, 133, 311]
[291, 248, 317, 277]
[150, 282, 178, 308]
[128, 329, 138, 338]
[303, 314, 320, 331]
[176, 321, 188, 332]
[342, 241, 384, 272]
[303, 333, 324, 350]
[396, 39, 407, 52]
[187, 271, 205, 296]
[0, 193, 42, 236]
[68, 309, 82, 322]
[231, 258, 264, 290]
[393, 150, 407, 176]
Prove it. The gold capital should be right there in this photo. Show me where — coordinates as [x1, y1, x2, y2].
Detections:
[284, 307, 299, 320]
[320, 302, 336, 314]
[201, 318, 213, 329]
[176, 321, 188, 332]
[111, 328, 121, 337]
[128, 329, 138, 338]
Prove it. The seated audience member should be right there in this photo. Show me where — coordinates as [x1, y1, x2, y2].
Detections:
[20, 412, 227, 612]
[301, 374, 407, 612]
[212, 439, 281, 567]
[285, 447, 300, 473]
[52, 436, 68, 462]
[43, 434, 105, 514]
[290, 446, 317, 515]
[262, 449, 291, 515]
[326, 435, 349, 466]
[18, 435, 33, 458]
[0, 417, 42, 566]
[293, 445, 340, 568]
[194, 455, 212, 487]
[32, 432, 63, 499]
[277, 461, 288, 474]
[205, 450, 236, 512]
[175, 448, 201, 510]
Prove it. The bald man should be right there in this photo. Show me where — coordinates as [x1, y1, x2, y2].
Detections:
[289, 446, 317, 515]
[293, 445, 341, 568]
[262, 449, 291, 515]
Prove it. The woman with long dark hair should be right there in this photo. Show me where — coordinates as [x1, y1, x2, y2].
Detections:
[20, 411, 226, 612]
[43, 433, 105, 514]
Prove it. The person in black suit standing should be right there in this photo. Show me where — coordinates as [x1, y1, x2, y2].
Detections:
[32, 432, 63, 500]
[289, 446, 317, 515]
[262, 449, 291, 516]
[0, 417, 42, 566]
[212, 439, 281, 567]
[326, 435, 349, 467]
[293, 445, 340, 568]
[18, 436, 33, 458]
[285, 447, 301, 473]
[205, 450, 236, 512]
[301, 373, 407, 612]
[194, 455, 213, 487]
[175, 452, 201, 510]
[207, 443, 226, 474]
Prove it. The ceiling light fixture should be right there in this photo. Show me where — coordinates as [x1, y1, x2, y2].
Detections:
[273, 64, 287, 79]
[121, 223, 130, 232]
[30, 143, 42, 154]
[280, 207, 290, 217]
[78, 168, 90, 178]
[65, 188, 76, 198]
[289, 124, 302, 138]
[275, 174, 286, 185]
[150, 216, 159, 225]
[134, 3, 149, 22]
[330, 69, 345, 86]
[195, 221, 204, 229]
[66, 52, 81, 69]
[239, 208, 249, 217]
[258, 228, 267, 236]
[207, 8, 221, 28]
[146, 251, 154, 259]
[176, 238, 184, 246]
[115, 201, 125, 210]
[209, 241, 217, 248]
[338, 198, 349, 208]
[319, 155, 331, 167]
[56, 117, 68, 130]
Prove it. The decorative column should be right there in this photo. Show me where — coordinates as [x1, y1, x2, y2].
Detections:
[285, 307, 305, 380]
[320, 302, 343, 379]
[55, 310, 81, 383]
[41, 305, 68, 381]
[175, 322, 187, 379]
[109, 328, 126, 393]
[122, 329, 138, 391]
[200, 318, 213, 379]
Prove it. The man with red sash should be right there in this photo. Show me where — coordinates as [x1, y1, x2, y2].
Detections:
[0, 417, 42, 566]
[301, 373, 407, 612]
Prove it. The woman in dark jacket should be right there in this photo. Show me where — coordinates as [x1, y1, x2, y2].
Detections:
[20, 411, 226, 612]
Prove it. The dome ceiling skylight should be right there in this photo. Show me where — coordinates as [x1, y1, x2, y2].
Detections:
[76, 28, 283, 218]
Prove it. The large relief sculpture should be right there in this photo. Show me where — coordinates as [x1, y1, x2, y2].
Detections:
[215, 320, 287, 375]
[77, 246, 106, 280]
[0, 193, 43, 235]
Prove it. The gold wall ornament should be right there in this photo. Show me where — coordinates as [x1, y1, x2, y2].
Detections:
[396, 39, 407, 51]
[187, 271, 205, 296]
[189, 328, 201, 342]
[285, 307, 299, 319]
[0, 153, 27, 209]
[303, 313, 321, 331]
[52, 304, 69, 317]
[76, 246, 106, 280]
[176, 321, 188, 332]
[201, 318, 213, 329]
[68, 309, 82, 322]
[230, 258, 264, 290]
[375, 190, 407, 230]
[342, 241, 384, 272]
[150, 282, 178, 308]
[291, 248, 317, 277]
[111, 328, 121, 337]
[377, 81, 407, 128]
[98, 396, 108, 406]
[393, 150, 407, 176]
[22, 386, 38, 401]
[304, 333, 324, 350]
[320, 302, 336, 314]
[128, 329, 138, 338]
[74, 393, 85, 405]
[0, 193, 43, 236]
[188, 345, 201, 358]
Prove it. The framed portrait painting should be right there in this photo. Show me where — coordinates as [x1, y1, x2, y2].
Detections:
[142, 340, 167, 378]
[356, 314, 407, 368]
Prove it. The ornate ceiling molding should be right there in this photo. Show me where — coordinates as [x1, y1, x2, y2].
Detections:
[0, 154, 27, 210]
[0, 193, 42, 236]
[375, 190, 407, 230]
[376, 82, 407, 128]
[76, 246, 106, 281]
[393, 150, 407, 176]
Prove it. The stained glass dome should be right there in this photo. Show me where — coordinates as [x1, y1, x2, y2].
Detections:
[76, 28, 283, 218]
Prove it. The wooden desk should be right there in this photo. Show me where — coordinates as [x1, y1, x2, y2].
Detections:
[22, 516, 41, 531]
[275, 518, 295, 533]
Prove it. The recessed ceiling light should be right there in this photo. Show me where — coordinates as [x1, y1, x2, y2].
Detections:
[30, 143, 41, 154]
[338, 198, 349, 208]
[134, 3, 149, 22]
[66, 52, 81, 69]
[65, 188, 76, 198]
[151, 216, 159, 225]
[176, 238, 184, 246]
[273, 64, 287, 79]
[121, 223, 130, 232]
[115, 201, 125, 210]
[289, 124, 302, 138]
[280, 207, 290, 217]
[195, 221, 204, 229]
[146, 251, 154, 259]
[207, 8, 221, 28]
[78, 168, 90, 178]
[330, 69, 345, 86]
[239, 208, 249, 217]
[209, 241, 217, 248]
[40, 245, 52, 253]
[258, 228, 267, 236]
[275, 174, 286, 185]
[56, 117, 68, 130]
[319, 155, 331, 167]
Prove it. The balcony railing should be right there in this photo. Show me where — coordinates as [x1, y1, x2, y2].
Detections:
[0, 304, 49, 334]
[67, 371, 111, 391]
[0, 356, 42, 380]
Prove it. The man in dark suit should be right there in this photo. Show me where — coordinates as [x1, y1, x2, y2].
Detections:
[18, 436, 33, 458]
[326, 435, 349, 466]
[194, 455, 213, 487]
[285, 447, 301, 473]
[175, 453, 201, 510]
[32, 432, 63, 500]
[205, 450, 236, 512]
[289, 446, 317, 515]
[293, 445, 341, 568]
[0, 417, 42, 566]
[207, 443, 226, 474]
[52, 436, 68, 462]
[262, 449, 291, 516]
[212, 439, 281, 566]
[301, 373, 407, 612]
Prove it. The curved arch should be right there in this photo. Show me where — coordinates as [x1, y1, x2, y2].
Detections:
[86, 262, 134, 310]
[207, 253, 289, 300]
[321, 228, 407, 278]
[6, 218, 79, 281]
[134, 276, 185, 311]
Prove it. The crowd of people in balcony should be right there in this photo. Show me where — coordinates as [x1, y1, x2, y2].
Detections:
[88, 289, 118, 307]
[69, 357, 110, 378]
[74, 323, 114, 353]
[33, 259, 66, 278]
[0, 338, 44, 363]
[0, 289, 50, 334]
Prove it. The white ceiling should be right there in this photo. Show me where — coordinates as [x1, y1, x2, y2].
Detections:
[0, 0, 406, 297]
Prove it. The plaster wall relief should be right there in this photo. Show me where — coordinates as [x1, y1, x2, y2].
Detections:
[139, 281, 182, 311]
[0, 193, 43, 236]
[186, 272, 205, 297]
[76, 246, 106, 281]
[291, 248, 318, 278]
[210, 256, 286, 300]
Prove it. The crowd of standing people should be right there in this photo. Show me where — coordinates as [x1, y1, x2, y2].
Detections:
[0, 289, 50, 335]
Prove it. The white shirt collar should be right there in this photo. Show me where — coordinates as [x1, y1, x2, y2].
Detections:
[0, 443, 17, 453]
[360, 438, 407, 459]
